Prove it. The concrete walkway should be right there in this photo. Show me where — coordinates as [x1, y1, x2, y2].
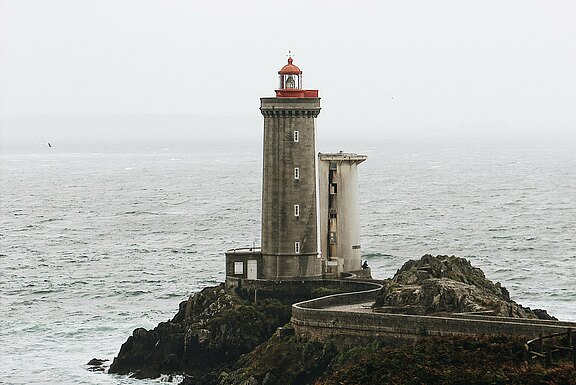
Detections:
[323, 302, 374, 313]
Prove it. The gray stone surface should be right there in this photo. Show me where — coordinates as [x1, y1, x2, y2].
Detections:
[291, 281, 576, 347]
[260, 97, 321, 280]
[290, 256, 571, 346]
[374, 255, 554, 319]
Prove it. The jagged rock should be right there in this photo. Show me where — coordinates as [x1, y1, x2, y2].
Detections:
[108, 284, 291, 379]
[529, 308, 558, 321]
[204, 335, 337, 385]
[87, 358, 108, 366]
[104, 258, 563, 384]
[86, 357, 109, 372]
[374, 254, 554, 319]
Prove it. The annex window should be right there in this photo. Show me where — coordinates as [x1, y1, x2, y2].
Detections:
[294, 204, 300, 217]
[234, 261, 244, 275]
[330, 183, 338, 195]
[294, 167, 300, 180]
[293, 131, 299, 142]
[329, 232, 337, 244]
[295, 241, 300, 254]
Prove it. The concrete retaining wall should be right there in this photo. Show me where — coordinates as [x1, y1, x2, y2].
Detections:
[294, 281, 382, 309]
[227, 277, 382, 303]
[291, 284, 576, 346]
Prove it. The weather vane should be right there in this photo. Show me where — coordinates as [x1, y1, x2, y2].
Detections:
[286, 50, 294, 59]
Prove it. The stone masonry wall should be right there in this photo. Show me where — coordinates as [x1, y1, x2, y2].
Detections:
[291, 285, 576, 347]
[228, 278, 381, 304]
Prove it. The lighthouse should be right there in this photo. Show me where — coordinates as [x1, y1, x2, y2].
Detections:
[260, 57, 322, 280]
[225, 56, 368, 284]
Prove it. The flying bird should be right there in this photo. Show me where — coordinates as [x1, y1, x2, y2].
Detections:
[48, 143, 52, 147]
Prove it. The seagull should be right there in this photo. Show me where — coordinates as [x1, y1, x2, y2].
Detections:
[48, 143, 52, 147]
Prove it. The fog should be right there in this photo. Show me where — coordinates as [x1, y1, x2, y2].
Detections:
[1, 0, 575, 144]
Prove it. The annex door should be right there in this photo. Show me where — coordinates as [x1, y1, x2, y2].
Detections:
[247, 260, 258, 280]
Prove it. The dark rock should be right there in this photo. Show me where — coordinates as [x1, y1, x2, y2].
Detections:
[86, 366, 105, 372]
[277, 326, 295, 338]
[106, 259, 564, 384]
[108, 283, 291, 379]
[531, 308, 558, 321]
[86, 357, 109, 373]
[87, 358, 108, 366]
[314, 335, 575, 385]
[197, 335, 337, 385]
[373, 254, 554, 319]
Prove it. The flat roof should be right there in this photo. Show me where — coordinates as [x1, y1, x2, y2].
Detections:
[318, 152, 368, 163]
[225, 247, 262, 254]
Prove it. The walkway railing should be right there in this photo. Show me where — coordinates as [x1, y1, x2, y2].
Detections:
[293, 280, 383, 310]
[524, 328, 576, 368]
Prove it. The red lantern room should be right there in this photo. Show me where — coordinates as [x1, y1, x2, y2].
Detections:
[278, 57, 302, 90]
[275, 57, 318, 98]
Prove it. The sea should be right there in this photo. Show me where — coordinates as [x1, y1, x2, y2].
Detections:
[1, 129, 575, 384]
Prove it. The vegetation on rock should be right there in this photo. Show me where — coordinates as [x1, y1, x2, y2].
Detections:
[108, 284, 291, 379]
[374, 254, 556, 319]
[107, 256, 569, 384]
[180, 334, 575, 385]
[182, 335, 337, 385]
[316, 335, 575, 385]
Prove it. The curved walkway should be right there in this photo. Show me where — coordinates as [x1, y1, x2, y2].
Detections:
[291, 281, 576, 345]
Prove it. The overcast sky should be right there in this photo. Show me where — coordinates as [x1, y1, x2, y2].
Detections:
[1, 0, 575, 134]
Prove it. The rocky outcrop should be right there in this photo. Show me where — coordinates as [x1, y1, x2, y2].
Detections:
[373, 254, 556, 319]
[181, 335, 337, 385]
[86, 358, 109, 372]
[106, 256, 562, 384]
[108, 284, 291, 379]
[182, 334, 575, 385]
[314, 335, 576, 385]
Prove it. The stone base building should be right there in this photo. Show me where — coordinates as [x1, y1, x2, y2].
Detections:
[225, 57, 367, 283]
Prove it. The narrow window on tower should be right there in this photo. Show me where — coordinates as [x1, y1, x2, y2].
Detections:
[294, 167, 300, 180]
[294, 204, 300, 217]
[293, 131, 299, 142]
[295, 241, 300, 254]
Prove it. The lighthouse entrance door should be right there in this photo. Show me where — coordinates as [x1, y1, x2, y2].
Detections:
[247, 260, 258, 280]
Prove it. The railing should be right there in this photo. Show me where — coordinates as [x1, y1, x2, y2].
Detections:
[293, 280, 383, 310]
[524, 328, 576, 369]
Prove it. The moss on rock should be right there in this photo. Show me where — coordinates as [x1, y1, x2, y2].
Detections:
[109, 284, 291, 379]
[374, 255, 556, 319]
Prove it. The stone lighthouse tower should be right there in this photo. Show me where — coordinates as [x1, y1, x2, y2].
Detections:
[260, 57, 322, 280]
[225, 57, 368, 284]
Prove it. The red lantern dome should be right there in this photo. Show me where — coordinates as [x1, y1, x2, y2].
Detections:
[275, 57, 318, 98]
[278, 57, 302, 75]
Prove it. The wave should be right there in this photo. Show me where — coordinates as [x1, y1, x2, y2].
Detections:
[37, 217, 64, 223]
[117, 210, 161, 216]
[362, 252, 395, 259]
[124, 290, 152, 297]
[168, 248, 198, 254]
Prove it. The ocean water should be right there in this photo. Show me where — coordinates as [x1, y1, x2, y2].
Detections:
[1, 133, 575, 384]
